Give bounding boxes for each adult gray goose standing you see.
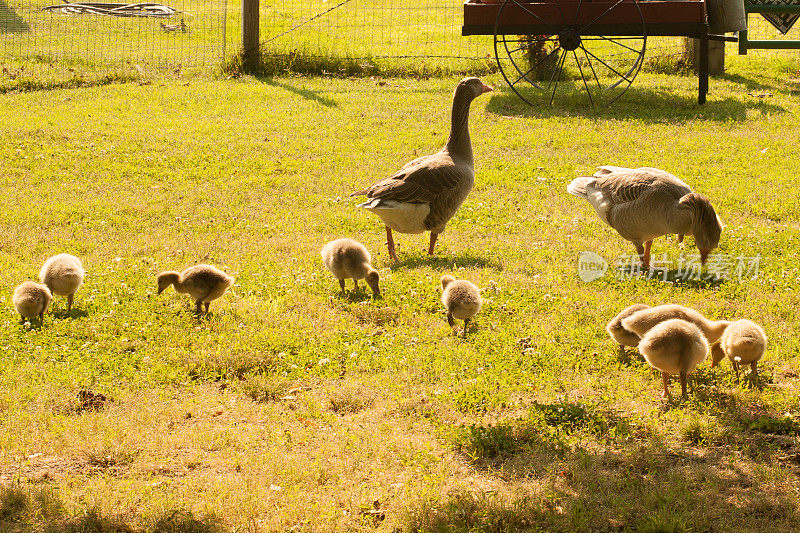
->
[567,166,722,268]
[352,77,492,261]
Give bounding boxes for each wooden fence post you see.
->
[688,38,725,75]
[242,0,259,71]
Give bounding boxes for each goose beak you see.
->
[481,83,493,94]
[157,286,165,295]
[700,249,710,265]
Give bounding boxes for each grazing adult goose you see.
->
[157,264,234,315]
[606,303,651,358]
[621,304,730,345]
[39,253,84,312]
[638,318,709,399]
[352,77,492,261]
[440,275,481,336]
[12,281,52,321]
[710,319,767,385]
[567,166,722,268]
[321,238,380,297]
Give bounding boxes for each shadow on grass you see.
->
[0,0,29,33]
[0,485,225,532]
[612,266,728,289]
[392,252,500,271]
[720,72,800,96]
[404,442,799,531]
[421,404,800,532]
[18,318,46,330]
[335,287,380,303]
[449,401,630,464]
[256,77,338,107]
[485,83,786,122]
[423,392,800,531]
[51,308,89,320]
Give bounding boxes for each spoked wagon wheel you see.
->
[493,0,647,107]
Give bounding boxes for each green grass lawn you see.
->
[1,53,800,531]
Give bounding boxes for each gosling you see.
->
[606,303,651,358]
[621,304,730,345]
[440,275,481,337]
[638,318,709,399]
[157,264,234,315]
[39,253,84,312]
[710,319,767,386]
[12,281,52,321]
[320,238,380,297]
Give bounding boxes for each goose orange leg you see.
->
[428,232,438,255]
[661,371,671,398]
[642,240,653,269]
[386,226,398,262]
[679,371,688,399]
[634,242,645,267]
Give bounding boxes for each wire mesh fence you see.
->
[1,0,799,71]
[252,0,699,73]
[252,0,492,72]
[0,0,228,66]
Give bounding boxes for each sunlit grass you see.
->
[0,53,799,530]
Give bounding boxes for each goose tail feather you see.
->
[357,198,382,209]
[567,177,594,199]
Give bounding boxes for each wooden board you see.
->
[462,0,707,36]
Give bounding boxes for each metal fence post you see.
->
[242,0,260,71]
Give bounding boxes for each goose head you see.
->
[680,193,722,264]
[440,274,455,291]
[710,343,726,368]
[156,271,180,294]
[456,77,493,101]
[365,268,381,297]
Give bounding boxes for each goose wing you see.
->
[353,153,466,205]
[592,166,692,206]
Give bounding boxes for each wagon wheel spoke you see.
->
[549,49,567,104]
[505,0,560,35]
[573,49,595,108]
[578,0,625,34]
[582,45,603,94]
[573,0,584,25]
[582,35,647,54]
[581,45,633,85]
[500,33,560,90]
[510,41,561,88]
[506,35,559,55]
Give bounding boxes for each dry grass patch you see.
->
[328,381,378,414]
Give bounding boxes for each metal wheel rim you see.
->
[493,0,647,108]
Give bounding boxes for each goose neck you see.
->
[704,320,731,344]
[445,91,474,160]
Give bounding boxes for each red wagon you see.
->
[463,0,733,106]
